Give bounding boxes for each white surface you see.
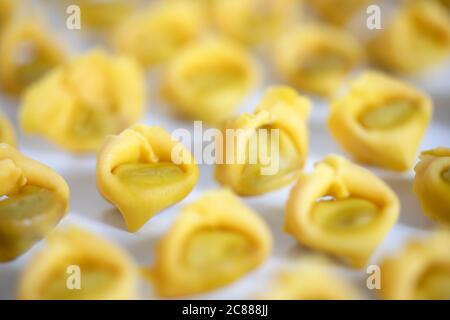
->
[0,2,450,300]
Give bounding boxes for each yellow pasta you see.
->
[413,147,450,224]
[0,143,69,262]
[0,19,65,96]
[380,231,450,300]
[0,110,16,146]
[328,71,433,171]
[20,49,145,153]
[215,86,310,196]
[212,0,297,46]
[274,24,364,97]
[307,0,369,26]
[162,38,259,124]
[113,1,205,68]
[0,0,14,34]
[147,189,272,297]
[285,155,399,268]
[97,124,199,232]
[261,258,360,299]
[18,227,138,300]
[367,0,450,73]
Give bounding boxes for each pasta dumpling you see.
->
[367,0,450,73]
[380,231,450,300]
[285,155,399,268]
[274,24,364,97]
[162,38,259,124]
[0,143,69,262]
[113,1,205,68]
[0,110,15,146]
[20,49,145,153]
[97,124,199,232]
[328,71,433,171]
[413,147,450,224]
[0,20,65,96]
[18,227,138,300]
[215,86,310,196]
[147,189,272,297]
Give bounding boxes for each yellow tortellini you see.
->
[215,86,311,196]
[212,0,298,46]
[379,231,450,300]
[147,189,272,297]
[162,38,259,124]
[97,124,199,232]
[0,143,69,262]
[20,49,145,153]
[367,0,450,74]
[285,155,399,268]
[262,259,360,299]
[413,147,450,224]
[0,20,65,96]
[328,71,433,171]
[307,0,369,26]
[274,24,364,97]
[113,1,205,68]
[18,227,138,300]
[0,110,15,146]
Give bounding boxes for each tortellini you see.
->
[97,124,199,232]
[379,231,450,300]
[285,155,399,268]
[274,24,364,97]
[262,259,360,300]
[413,147,450,224]
[0,20,65,96]
[328,71,433,171]
[215,86,311,196]
[307,0,368,26]
[0,143,69,262]
[0,110,15,146]
[18,227,138,300]
[113,1,205,68]
[367,0,450,73]
[212,0,297,46]
[20,49,145,153]
[162,38,259,124]
[147,190,272,297]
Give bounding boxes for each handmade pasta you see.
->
[97,124,199,232]
[20,49,145,152]
[379,231,450,300]
[285,155,399,268]
[0,110,15,146]
[147,190,272,297]
[215,86,310,196]
[274,24,364,97]
[113,1,205,68]
[0,20,65,96]
[212,0,297,46]
[328,71,433,171]
[413,147,450,224]
[18,227,138,300]
[0,143,69,262]
[162,38,259,124]
[367,0,450,73]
